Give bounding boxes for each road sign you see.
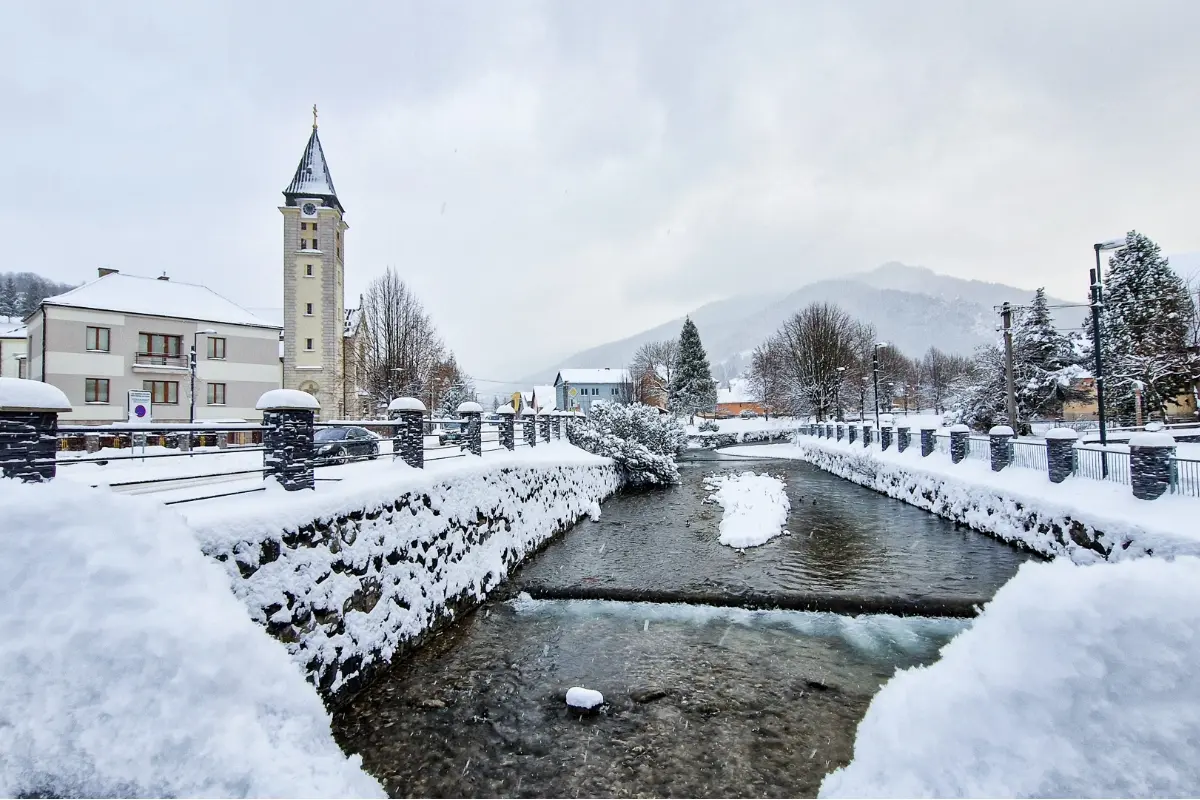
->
[128,390,152,422]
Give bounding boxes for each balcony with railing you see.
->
[132,352,188,370]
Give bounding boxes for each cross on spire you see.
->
[312,104,318,129]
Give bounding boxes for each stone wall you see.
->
[200,461,621,705]
[688,428,796,450]
[792,442,1147,563]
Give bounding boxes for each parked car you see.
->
[436,422,464,446]
[739,409,759,419]
[314,426,380,464]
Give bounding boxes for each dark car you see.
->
[314,426,380,464]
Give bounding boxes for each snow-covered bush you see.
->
[699,418,720,433]
[572,402,686,485]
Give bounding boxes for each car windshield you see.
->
[314,428,348,442]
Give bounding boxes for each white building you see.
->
[554,368,630,414]
[27,270,282,424]
[0,317,28,378]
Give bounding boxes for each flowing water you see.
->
[332,451,1033,797]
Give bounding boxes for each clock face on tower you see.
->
[302,202,317,216]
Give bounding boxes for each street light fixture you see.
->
[872,342,889,433]
[189,328,218,425]
[1091,236,1127,470]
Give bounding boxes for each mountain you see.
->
[523,263,1071,383]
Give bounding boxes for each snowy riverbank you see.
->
[704,471,791,547]
[727,439,1200,562]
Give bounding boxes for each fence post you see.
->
[522,409,536,448]
[0,378,71,482]
[949,424,970,464]
[497,405,516,451]
[848,424,857,445]
[836,423,844,442]
[539,412,551,443]
[880,425,893,451]
[862,423,872,448]
[1045,427,1077,483]
[176,431,191,453]
[920,427,936,457]
[988,425,1014,471]
[257,389,318,491]
[216,431,228,450]
[389,397,427,468]
[897,425,910,453]
[552,411,564,440]
[458,401,483,456]
[1129,430,1175,500]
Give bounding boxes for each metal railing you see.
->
[1012,440,1048,471]
[967,436,989,461]
[133,352,188,368]
[1172,458,1200,498]
[1074,446,1131,485]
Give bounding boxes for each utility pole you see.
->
[1001,302,1018,431]
[872,347,881,432]
[1090,267,1109,477]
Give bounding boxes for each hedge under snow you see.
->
[820,556,1200,798]
[571,401,686,485]
[0,478,383,798]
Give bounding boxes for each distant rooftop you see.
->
[554,368,630,385]
[41,273,281,329]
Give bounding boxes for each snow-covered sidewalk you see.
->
[726,439,1200,562]
[703,471,790,548]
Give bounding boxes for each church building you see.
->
[280,110,365,419]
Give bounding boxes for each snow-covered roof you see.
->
[0,377,70,411]
[0,317,26,338]
[344,307,362,338]
[717,378,754,404]
[245,307,284,328]
[554,368,629,385]
[42,274,280,329]
[283,127,343,212]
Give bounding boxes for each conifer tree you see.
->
[0,277,15,318]
[1012,288,1087,422]
[1096,230,1197,420]
[667,316,718,420]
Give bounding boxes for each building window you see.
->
[301,222,307,231]
[207,383,226,405]
[313,237,319,250]
[85,378,110,403]
[305,264,314,277]
[85,326,110,352]
[304,302,314,316]
[305,338,315,351]
[206,337,226,359]
[143,380,179,404]
[312,223,318,231]
[611,387,620,395]
[299,238,307,249]
[137,333,183,366]
[593,387,600,395]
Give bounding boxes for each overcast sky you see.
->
[6,0,1200,382]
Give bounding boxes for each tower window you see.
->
[305,264,314,276]
[313,237,319,249]
[305,338,315,351]
[301,222,307,231]
[299,238,307,249]
[312,223,317,231]
[305,303,313,316]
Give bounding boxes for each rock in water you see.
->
[566,686,604,712]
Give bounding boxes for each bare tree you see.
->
[921,347,973,414]
[629,339,679,407]
[357,268,447,413]
[771,303,872,421]
[748,337,788,420]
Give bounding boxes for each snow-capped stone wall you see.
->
[786,439,1200,563]
[688,428,797,450]
[194,460,620,704]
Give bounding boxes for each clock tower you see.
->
[280,108,348,419]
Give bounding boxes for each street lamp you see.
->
[1092,236,1127,468]
[835,366,846,421]
[872,342,889,432]
[190,328,218,424]
[860,376,868,422]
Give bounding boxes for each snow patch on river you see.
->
[704,471,790,548]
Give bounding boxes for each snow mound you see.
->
[566,687,604,710]
[257,388,321,410]
[0,377,71,411]
[820,557,1200,798]
[587,500,602,521]
[387,396,427,412]
[0,478,383,799]
[705,471,790,548]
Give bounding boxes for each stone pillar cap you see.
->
[388,397,427,412]
[949,423,971,433]
[1128,431,1176,448]
[1045,427,1080,440]
[257,389,320,411]
[0,377,71,412]
[496,405,516,415]
[457,401,484,414]
[988,425,1015,436]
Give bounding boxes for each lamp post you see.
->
[189,328,217,424]
[872,342,889,432]
[860,376,868,422]
[835,366,846,421]
[1092,236,1127,474]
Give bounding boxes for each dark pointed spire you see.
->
[283,115,343,212]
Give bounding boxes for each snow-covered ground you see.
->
[703,471,790,548]
[730,437,1200,561]
[0,477,383,798]
[820,557,1200,798]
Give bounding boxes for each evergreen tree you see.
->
[0,277,15,318]
[1096,230,1197,421]
[1012,288,1088,424]
[667,316,717,420]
